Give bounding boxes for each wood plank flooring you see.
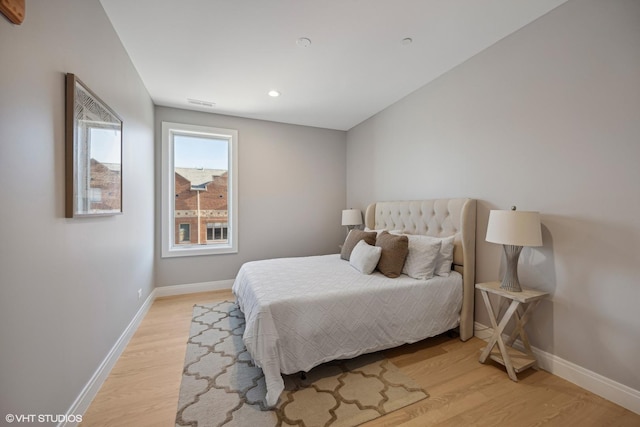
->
[80,291,639,426]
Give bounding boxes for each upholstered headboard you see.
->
[364,198,476,341]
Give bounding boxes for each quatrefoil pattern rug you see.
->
[175,301,428,427]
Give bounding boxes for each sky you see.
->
[90,127,121,163]
[173,134,229,169]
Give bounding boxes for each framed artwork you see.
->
[0,0,25,25]
[65,73,123,218]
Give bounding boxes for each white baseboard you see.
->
[61,279,233,427]
[59,291,156,427]
[474,321,640,415]
[154,279,234,297]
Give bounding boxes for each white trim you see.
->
[154,279,234,297]
[58,296,640,426]
[60,279,234,426]
[474,321,640,415]
[59,291,156,427]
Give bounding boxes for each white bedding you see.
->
[232,253,463,406]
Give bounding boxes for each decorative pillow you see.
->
[349,240,382,274]
[402,235,442,280]
[340,229,377,261]
[435,235,455,277]
[375,231,409,278]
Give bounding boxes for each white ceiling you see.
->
[100,0,567,131]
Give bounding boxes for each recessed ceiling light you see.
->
[268,90,281,97]
[401,37,413,46]
[296,37,311,48]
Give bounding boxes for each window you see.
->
[178,223,191,243]
[161,122,238,257]
[89,188,102,203]
[207,222,228,242]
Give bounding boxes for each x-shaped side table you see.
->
[476,282,548,381]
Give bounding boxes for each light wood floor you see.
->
[81,291,639,427]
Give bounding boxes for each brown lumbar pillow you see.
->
[375,231,409,278]
[341,229,377,261]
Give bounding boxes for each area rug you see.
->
[175,300,429,427]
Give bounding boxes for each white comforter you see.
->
[232,254,463,406]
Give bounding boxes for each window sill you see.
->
[161,244,237,258]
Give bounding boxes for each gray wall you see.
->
[155,107,346,286]
[0,0,155,419]
[347,0,640,391]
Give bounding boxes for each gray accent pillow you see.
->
[375,231,409,278]
[340,229,377,261]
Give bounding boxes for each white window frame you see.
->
[161,122,238,257]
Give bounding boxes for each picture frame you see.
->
[65,73,123,218]
[0,0,25,25]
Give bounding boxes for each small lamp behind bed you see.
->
[486,206,542,292]
[341,209,362,233]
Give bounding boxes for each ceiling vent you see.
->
[187,98,216,107]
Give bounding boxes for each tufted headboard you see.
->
[364,198,476,341]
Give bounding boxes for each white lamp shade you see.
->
[486,210,542,247]
[341,209,362,226]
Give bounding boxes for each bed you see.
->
[232,198,476,406]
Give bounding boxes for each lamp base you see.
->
[500,244,523,292]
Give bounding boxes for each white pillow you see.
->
[435,235,455,277]
[398,234,456,277]
[349,240,382,274]
[402,235,441,280]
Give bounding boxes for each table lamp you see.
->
[341,209,362,233]
[485,206,542,292]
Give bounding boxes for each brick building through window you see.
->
[174,168,228,245]
[89,158,121,211]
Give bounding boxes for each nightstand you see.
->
[476,281,548,381]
